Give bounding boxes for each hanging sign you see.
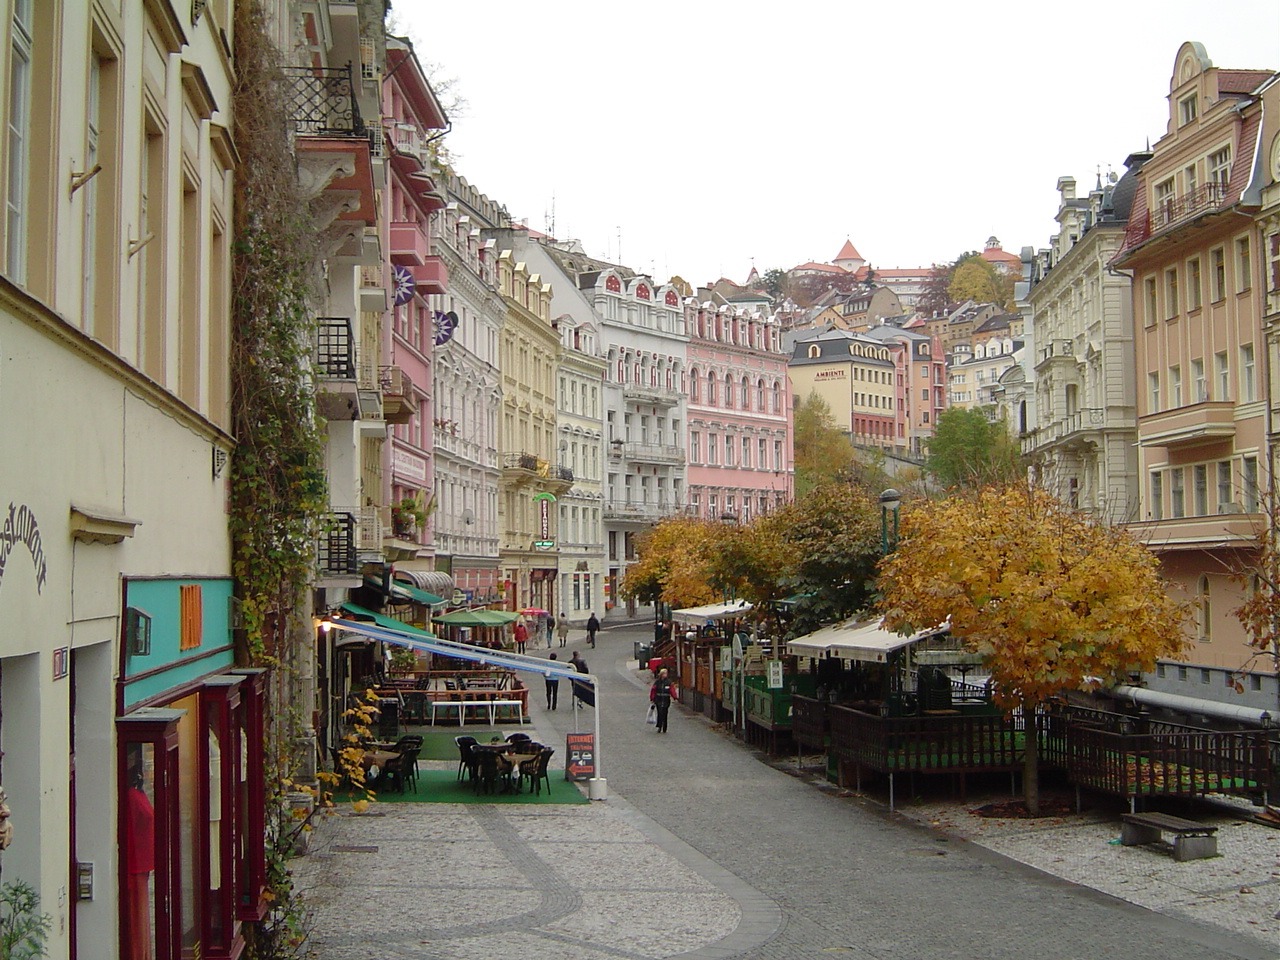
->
[393,264,416,306]
[433,310,458,345]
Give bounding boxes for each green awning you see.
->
[433,608,519,627]
[339,603,435,638]
[775,592,815,607]
[390,580,445,606]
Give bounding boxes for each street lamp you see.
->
[879,488,901,554]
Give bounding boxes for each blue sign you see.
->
[393,264,416,306]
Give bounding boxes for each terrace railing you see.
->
[281,64,366,138]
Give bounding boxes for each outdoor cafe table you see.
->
[471,743,538,793]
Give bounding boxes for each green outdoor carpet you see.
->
[342,768,588,805]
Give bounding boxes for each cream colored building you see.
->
[788,330,897,450]
[496,252,571,615]
[0,1,244,957]
[1024,168,1143,520]
[1116,43,1278,692]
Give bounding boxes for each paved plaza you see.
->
[294,622,1280,959]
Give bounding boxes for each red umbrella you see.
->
[520,607,549,617]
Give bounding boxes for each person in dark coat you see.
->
[650,668,673,733]
[586,612,600,648]
[544,653,560,710]
[569,651,592,707]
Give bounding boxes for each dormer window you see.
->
[1178,93,1198,127]
[807,345,820,359]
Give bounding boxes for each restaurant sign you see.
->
[564,732,594,781]
[392,448,428,486]
[533,492,556,549]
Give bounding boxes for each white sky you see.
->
[396,2,1279,288]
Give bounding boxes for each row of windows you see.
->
[688,432,785,470]
[689,371,785,412]
[1142,237,1251,323]
[689,491,787,522]
[1146,345,1254,410]
[1147,456,1257,521]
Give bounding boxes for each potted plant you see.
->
[391,496,427,538]
[388,646,417,675]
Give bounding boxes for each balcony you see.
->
[1128,511,1257,553]
[316,319,358,420]
[602,499,680,523]
[380,365,417,425]
[359,264,387,312]
[620,442,686,465]
[282,65,365,138]
[1120,182,1230,259]
[356,353,382,426]
[390,220,429,266]
[393,122,423,162]
[355,506,383,559]
[1035,339,1075,370]
[318,512,359,579]
[623,384,682,406]
[1139,401,1236,451]
[414,256,448,296]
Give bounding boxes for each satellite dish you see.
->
[461,508,476,526]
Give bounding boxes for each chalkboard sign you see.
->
[565,732,595,781]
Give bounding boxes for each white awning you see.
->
[786,618,944,664]
[394,569,455,598]
[671,599,753,623]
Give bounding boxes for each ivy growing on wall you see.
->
[230,3,329,957]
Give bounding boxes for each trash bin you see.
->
[633,642,652,662]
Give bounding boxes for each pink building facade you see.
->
[382,39,448,566]
[685,300,793,521]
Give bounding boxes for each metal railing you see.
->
[318,512,358,576]
[282,64,365,138]
[1123,181,1230,250]
[316,319,356,379]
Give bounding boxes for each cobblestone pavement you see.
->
[294,622,1279,959]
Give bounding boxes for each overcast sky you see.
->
[396,2,1279,288]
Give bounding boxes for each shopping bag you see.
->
[645,703,657,725]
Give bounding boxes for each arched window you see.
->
[708,371,718,405]
[772,380,782,412]
[757,379,765,409]
[741,376,750,409]
[689,366,700,401]
[807,345,820,359]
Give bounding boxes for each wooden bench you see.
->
[1120,811,1219,861]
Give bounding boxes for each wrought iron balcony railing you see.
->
[282,64,366,138]
[1123,181,1230,251]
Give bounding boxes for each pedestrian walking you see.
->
[586,611,600,648]
[514,617,528,655]
[544,653,560,710]
[570,650,591,707]
[650,668,673,733]
[556,612,571,648]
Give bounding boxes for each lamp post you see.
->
[879,488,901,555]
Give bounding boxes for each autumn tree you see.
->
[621,516,728,609]
[760,268,788,300]
[925,407,1022,490]
[917,263,953,317]
[879,485,1189,814]
[794,392,856,497]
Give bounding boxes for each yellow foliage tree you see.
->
[878,485,1189,814]
[621,517,725,609]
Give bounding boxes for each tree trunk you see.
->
[1023,700,1040,816]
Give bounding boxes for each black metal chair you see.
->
[382,745,421,794]
[520,747,554,795]
[505,732,532,746]
[454,735,478,781]
[472,748,502,795]
[395,735,424,788]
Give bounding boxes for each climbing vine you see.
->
[230,2,329,957]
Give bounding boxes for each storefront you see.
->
[116,578,267,960]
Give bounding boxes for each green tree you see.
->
[925,407,1022,490]
[772,482,882,636]
[761,268,788,299]
[879,485,1189,814]
[793,393,855,497]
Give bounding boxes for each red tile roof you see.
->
[1218,69,1275,95]
[835,239,863,262]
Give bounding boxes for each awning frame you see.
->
[326,614,605,788]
